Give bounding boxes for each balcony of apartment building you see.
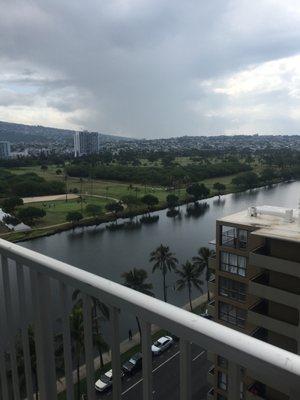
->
[246,381,289,400]
[208,275,216,293]
[207,299,215,316]
[248,300,299,340]
[249,272,300,309]
[251,327,268,343]
[249,246,300,278]
[220,226,248,250]
[0,238,300,400]
[208,255,217,271]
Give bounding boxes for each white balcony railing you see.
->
[0,238,300,400]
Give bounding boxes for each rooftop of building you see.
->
[218,205,300,244]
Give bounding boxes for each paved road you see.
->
[96,342,211,400]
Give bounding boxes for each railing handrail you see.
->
[1,238,300,394]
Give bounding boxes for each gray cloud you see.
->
[1,0,300,137]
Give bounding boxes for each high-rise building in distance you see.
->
[0,141,11,159]
[74,131,100,157]
[207,205,300,400]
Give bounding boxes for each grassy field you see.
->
[7,165,185,203]
[17,196,110,227]
[2,162,263,240]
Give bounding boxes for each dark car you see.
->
[122,352,143,375]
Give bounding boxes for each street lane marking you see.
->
[121,351,180,396]
[121,349,205,396]
[192,350,205,362]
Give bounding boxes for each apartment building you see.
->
[0,141,11,159]
[207,205,300,400]
[74,130,100,157]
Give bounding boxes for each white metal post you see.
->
[141,320,152,400]
[1,256,20,400]
[16,263,34,400]
[83,294,95,400]
[180,339,191,400]
[59,282,74,400]
[30,271,57,400]
[110,306,121,400]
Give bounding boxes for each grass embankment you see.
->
[19,197,109,227]
[1,162,263,242]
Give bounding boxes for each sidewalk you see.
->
[56,293,208,393]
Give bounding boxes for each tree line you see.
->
[65,160,250,186]
[0,170,65,198]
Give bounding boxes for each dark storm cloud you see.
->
[1,0,300,136]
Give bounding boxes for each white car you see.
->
[151,335,174,355]
[95,369,124,392]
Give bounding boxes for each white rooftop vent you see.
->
[248,206,294,223]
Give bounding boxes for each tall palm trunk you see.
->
[76,356,80,400]
[136,316,142,342]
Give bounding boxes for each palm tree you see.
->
[175,260,203,311]
[192,247,215,302]
[150,244,178,302]
[72,290,109,368]
[122,268,154,340]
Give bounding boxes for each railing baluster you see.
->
[16,263,34,400]
[59,282,74,400]
[1,255,20,400]
[30,270,57,400]
[141,320,152,400]
[0,337,9,400]
[290,385,300,400]
[82,294,95,400]
[110,306,121,400]
[180,338,191,400]
[228,361,242,400]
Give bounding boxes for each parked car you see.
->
[151,336,174,355]
[122,352,143,375]
[95,369,124,392]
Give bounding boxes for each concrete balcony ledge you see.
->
[246,383,266,400]
[249,274,300,309]
[249,248,300,278]
[207,366,215,386]
[246,391,266,400]
[208,256,217,271]
[207,387,214,400]
[248,303,299,340]
[208,277,216,293]
[207,300,215,317]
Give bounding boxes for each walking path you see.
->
[22,194,79,203]
[56,293,208,393]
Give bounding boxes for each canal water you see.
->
[20,181,300,339]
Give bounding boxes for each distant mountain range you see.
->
[0,121,131,143]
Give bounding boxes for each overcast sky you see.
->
[1,0,300,138]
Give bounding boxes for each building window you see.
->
[217,355,228,369]
[220,252,247,277]
[219,302,247,327]
[219,277,247,302]
[221,226,248,249]
[218,371,228,391]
